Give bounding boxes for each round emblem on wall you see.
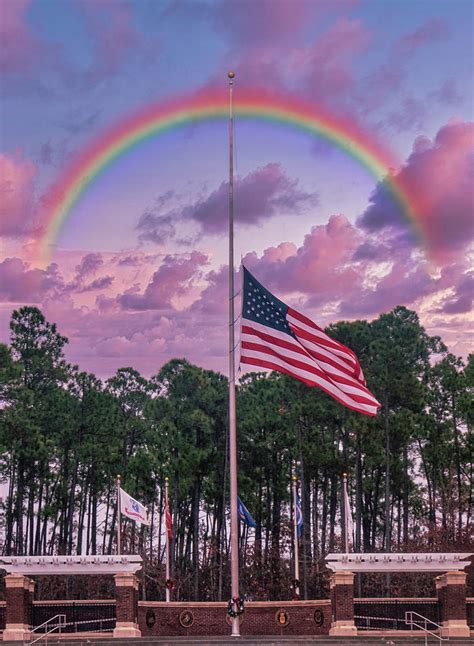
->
[275,608,289,627]
[145,609,156,628]
[179,610,195,628]
[313,608,325,627]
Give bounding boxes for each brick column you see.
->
[113,572,141,638]
[436,571,469,638]
[329,571,357,636]
[3,574,34,641]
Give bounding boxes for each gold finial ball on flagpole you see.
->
[292,475,297,482]
[228,71,235,79]
[165,477,169,482]
[342,472,347,478]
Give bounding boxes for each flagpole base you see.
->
[231,616,240,636]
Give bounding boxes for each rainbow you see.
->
[38,88,422,264]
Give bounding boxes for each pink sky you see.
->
[1,0,472,378]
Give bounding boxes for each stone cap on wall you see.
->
[0,555,142,575]
[326,552,473,572]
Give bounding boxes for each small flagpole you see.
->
[165,477,171,603]
[227,69,240,638]
[292,475,300,600]
[343,473,349,554]
[116,474,122,555]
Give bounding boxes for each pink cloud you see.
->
[0,153,38,237]
[244,215,362,306]
[119,252,208,311]
[137,163,317,243]
[339,261,438,316]
[358,121,474,262]
[434,272,473,314]
[294,17,370,102]
[75,253,104,279]
[0,257,64,302]
[1,221,471,380]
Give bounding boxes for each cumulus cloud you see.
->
[79,275,114,292]
[75,253,104,279]
[339,262,439,317]
[119,251,208,311]
[243,214,362,306]
[434,272,473,314]
[0,257,64,302]
[358,121,474,262]
[137,163,318,244]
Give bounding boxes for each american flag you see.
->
[240,267,380,416]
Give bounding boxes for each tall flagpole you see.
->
[165,477,171,603]
[227,70,240,638]
[291,475,300,600]
[116,474,122,555]
[343,473,349,554]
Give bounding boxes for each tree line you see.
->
[0,306,472,600]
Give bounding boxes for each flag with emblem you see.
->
[165,488,173,539]
[120,487,150,526]
[240,267,380,416]
[296,494,303,538]
[237,496,256,528]
[344,483,354,545]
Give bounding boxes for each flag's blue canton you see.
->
[242,267,294,336]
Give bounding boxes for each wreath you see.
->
[165,578,175,590]
[227,596,245,617]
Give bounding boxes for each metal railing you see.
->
[25,614,66,645]
[31,601,116,633]
[354,598,440,629]
[405,610,448,645]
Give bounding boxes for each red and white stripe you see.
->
[240,308,380,417]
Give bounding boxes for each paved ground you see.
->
[5,635,474,646]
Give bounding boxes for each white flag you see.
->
[120,487,150,526]
[344,485,354,545]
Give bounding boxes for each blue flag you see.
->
[296,494,303,538]
[237,496,256,528]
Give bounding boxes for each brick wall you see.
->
[331,584,353,622]
[5,584,31,625]
[438,584,467,622]
[138,601,331,637]
[115,585,138,624]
